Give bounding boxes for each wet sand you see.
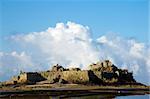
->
[0,87,149,99]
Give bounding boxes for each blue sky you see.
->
[1,0,148,42]
[0,0,149,84]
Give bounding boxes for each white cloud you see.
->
[0,51,34,81]
[0,21,149,84]
[97,36,108,44]
[10,21,99,69]
[96,34,150,84]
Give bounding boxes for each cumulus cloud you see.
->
[97,34,149,73]
[96,33,150,84]
[0,51,34,81]
[11,22,99,69]
[0,21,149,84]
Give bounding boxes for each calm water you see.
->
[116,95,150,99]
[0,94,149,99]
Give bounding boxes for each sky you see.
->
[0,0,149,84]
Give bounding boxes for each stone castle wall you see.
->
[62,70,89,84]
[18,73,27,83]
[8,60,136,85]
[12,72,46,84]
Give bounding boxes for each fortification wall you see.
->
[47,71,62,83]
[18,73,27,83]
[26,73,46,83]
[90,60,112,70]
[40,71,50,79]
[62,70,89,84]
[93,71,102,79]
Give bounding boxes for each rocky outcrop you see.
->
[4,60,137,86]
[90,60,136,84]
[44,60,136,85]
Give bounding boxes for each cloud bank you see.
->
[0,22,149,84]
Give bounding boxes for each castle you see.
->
[5,60,136,85]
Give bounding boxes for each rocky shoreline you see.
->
[0,60,150,98]
[0,84,150,99]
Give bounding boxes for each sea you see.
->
[116,95,150,99]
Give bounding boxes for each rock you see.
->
[58,79,68,84]
[51,64,64,72]
[6,60,137,85]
